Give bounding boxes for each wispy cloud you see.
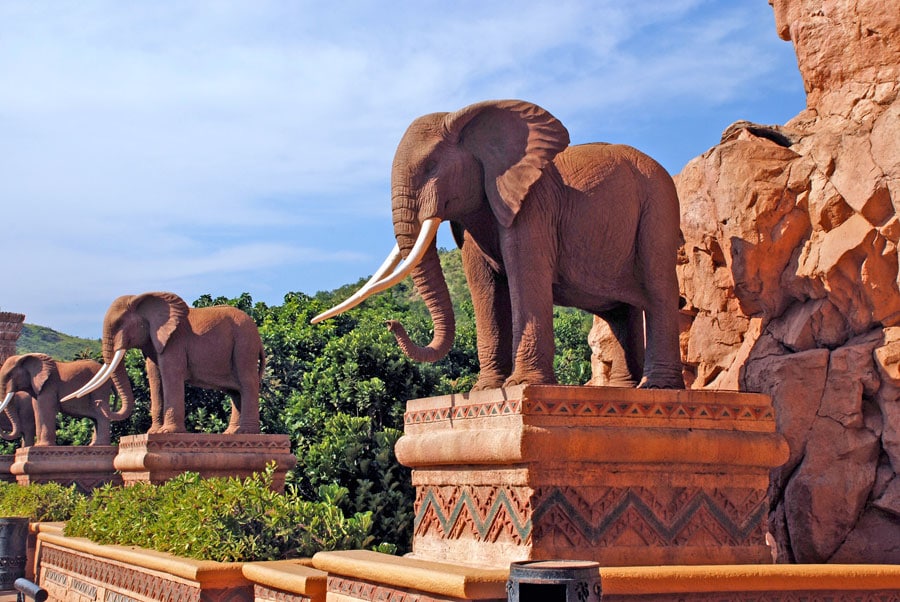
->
[0,0,804,336]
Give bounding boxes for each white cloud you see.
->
[0,0,804,337]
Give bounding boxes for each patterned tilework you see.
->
[404,398,774,425]
[38,543,253,602]
[532,486,767,548]
[327,575,505,602]
[405,399,522,425]
[253,585,315,602]
[414,485,533,544]
[414,485,767,550]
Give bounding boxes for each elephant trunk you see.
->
[386,221,455,363]
[106,359,135,421]
[0,384,21,441]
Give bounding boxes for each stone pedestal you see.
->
[114,433,297,491]
[396,385,789,568]
[0,454,14,483]
[11,446,120,493]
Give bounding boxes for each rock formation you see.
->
[590,0,900,562]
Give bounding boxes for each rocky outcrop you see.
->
[590,0,900,562]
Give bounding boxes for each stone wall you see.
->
[591,0,900,562]
[0,311,25,366]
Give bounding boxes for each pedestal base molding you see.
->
[115,433,297,491]
[397,385,789,568]
[11,445,120,493]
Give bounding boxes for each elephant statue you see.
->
[65,291,265,434]
[0,353,134,446]
[0,392,36,447]
[314,99,684,390]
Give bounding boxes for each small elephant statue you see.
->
[0,353,134,446]
[0,392,36,447]
[66,291,265,434]
[314,99,685,390]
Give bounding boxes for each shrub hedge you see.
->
[64,466,376,562]
[0,481,84,522]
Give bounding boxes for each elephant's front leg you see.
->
[34,395,57,446]
[501,230,557,387]
[463,240,513,390]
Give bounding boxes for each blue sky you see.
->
[0,1,806,339]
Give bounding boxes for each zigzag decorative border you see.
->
[532,487,767,547]
[413,485,766,549]
[414,486,533,543]
[405,399,774,425]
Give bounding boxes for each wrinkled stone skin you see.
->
[590,0,900,562]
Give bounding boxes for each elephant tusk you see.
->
[65,357,116,399]
[0,392,13,414]
[311,244,402,324]
[61,349,126,402]
[311,218,441,323]
[366,217,441,294]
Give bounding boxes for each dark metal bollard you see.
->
[13,578,47,602]
[507,560,602,602]
[0,518,29,592]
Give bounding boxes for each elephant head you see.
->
[313,99,569,362]
[62,292,183,404]
[0,355,43,441]
[4,353,133,427]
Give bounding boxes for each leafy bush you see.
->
[0,481,84,521]
[63,466,374,562]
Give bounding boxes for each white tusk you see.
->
[311,244,402,324]
[61,349,126,402]
[72,357,115,394]
[311,218,441,324]
[365,217,441,294]
[0,392,14,414]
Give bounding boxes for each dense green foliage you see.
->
[0,481,84,521]
[11,248,595,552]
[15,324,100,360]
[64,467,374,562]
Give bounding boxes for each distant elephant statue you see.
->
[66,292,265,434]
[314,99,684,390]
[0,392,36,447]
[0,353,133,446]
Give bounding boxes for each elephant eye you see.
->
[424,160,438,175]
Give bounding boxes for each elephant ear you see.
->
[444,99,570,228]
[23,354,56,395]
[131,292,190,354]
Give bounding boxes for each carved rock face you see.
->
[590,0,900,562]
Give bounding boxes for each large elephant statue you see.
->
[0,392,36,447]
[0,353,133,446]
[66,291,265,434]
[314,99,684,390]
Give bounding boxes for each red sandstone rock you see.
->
[590,0,900,562]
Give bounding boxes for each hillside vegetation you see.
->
[15,324,101,360]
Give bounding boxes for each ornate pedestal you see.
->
[11,446,120,493]
[396,385,789,568]
[114,433,297,491]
